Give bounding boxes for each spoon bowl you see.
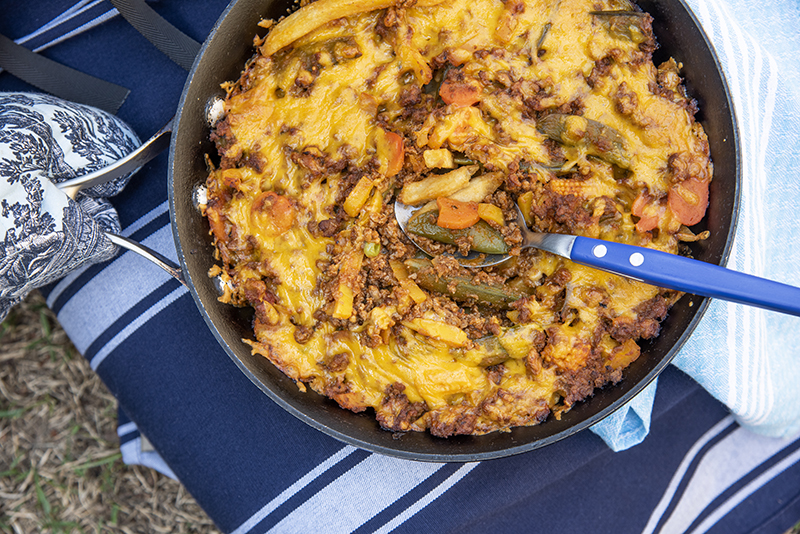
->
[394,199,574,268]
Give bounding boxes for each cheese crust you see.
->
[204,0,712,437]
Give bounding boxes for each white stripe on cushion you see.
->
[373,463,479,534]
[265,455,443,534]
[58,224,177,354]
[231,446,358,534]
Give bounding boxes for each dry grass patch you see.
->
[0,292,220,533]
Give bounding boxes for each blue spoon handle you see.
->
[569,236,800,317]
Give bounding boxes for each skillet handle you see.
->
[58,119,174,199]
[570,236,800,317]
[104,232,186,287]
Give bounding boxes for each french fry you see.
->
[423,148,455,169]
[495,2,522,44]
[477,203,505,227]
[394,9,432,84]
[343,176,374,217]
[447,171,504,203]
[331,249,363,319]
[262,0,393,56]
[389,259,408,279]
[402,318,469,347]
[332,284,355,320]
[402,280,428,304]
[262,0,447,57]
[389,259,427,304]
[399,165,476,205]
[517,190,534,226]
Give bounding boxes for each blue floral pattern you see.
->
[0,92,140,320]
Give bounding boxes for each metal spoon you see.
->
[395,199,800,317]
[55,119,186,286]
[57,119,173,200]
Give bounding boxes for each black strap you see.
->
[109,0,201,71]
[0,32,130,115]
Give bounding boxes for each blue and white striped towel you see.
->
[592,0,800,451]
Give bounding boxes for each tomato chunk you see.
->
[632,191,662,232]
[439,79,481,107]
[377,129,404,177]
[668,176,709,226]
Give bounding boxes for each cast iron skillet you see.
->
[168,0,741,461]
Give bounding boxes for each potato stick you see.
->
[448,171,503,203]
[262,0,394,56]
[399,165,476,205]
[262,0,447,57]
[394,8,432,84]
[423,148,455,169]
[343,176,374,217]
[477,203,505,226]
[402,318,469,347]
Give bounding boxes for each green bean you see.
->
[452,153,476,166]
[536,22,551,53]
[589,11,650,44]
[404,258,525,308]
[536,113,631,169]
[460,336,510,367]
[406,210,509,255]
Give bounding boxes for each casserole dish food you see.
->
[169,0,739,460]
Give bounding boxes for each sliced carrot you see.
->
[439,78,481,107]
[631,191,649,218]
[635,210,662,233]
[206,207,228,243]
[631,191,661,232]
[436,197,480,229]
[252,191,295,235]
[668,176,709,226]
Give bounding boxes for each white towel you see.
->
[592,0,800,451]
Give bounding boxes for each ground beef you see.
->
[486,364,505,385]
[559,361,622,406]
[532,189,594,234]
[614,82,639,116]
[479,389,550,428]
[610,293,671,342]
[291,145,331,177]
[586,56,614,88]
[324,352,349,373]
[293,324,314,344]
[427,406,479,437]
[376,383,428,432]
[667,152,695,184]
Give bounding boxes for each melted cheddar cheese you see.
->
[204,0,711,436]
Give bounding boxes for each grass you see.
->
[0,292,221,533]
